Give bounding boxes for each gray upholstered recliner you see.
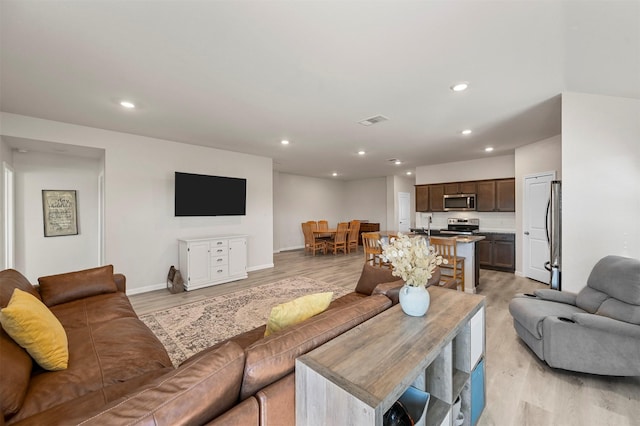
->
[509,255,640,376]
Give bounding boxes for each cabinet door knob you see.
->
[524,231,530,235]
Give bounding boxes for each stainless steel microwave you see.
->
[443,193,476,211]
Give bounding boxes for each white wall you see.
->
[0,137,13,269]
[1,113,274,293]
[14,151,101,282]
[344,177,387,230]
[274,172,345,251]
[273,173,389,251]
[415,154,515,184]
[514,135,562,275]
[561,93,640,293]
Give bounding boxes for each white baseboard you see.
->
[247,263,274,272]
[278,245,304,252]
[514,270,525,277]
[127,282,166,296]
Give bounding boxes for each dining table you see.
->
[312,229,336,238]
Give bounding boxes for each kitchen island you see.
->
[452,235,485,293]
[387,232,485,293]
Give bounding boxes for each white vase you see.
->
[399,284,430,316]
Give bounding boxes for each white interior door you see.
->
[524,172,555,283]
[398,192,410,233]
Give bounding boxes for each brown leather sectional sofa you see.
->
[1,264,408,425]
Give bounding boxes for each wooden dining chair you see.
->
[429,236,465,291]
[327,222,349,255]
[316,219,332,240]
[302,222,326,256]
[362,232,384,267]
[347,220,360,253]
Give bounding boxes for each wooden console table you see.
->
[296,287,486,426]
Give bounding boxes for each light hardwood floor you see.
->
[129,249,640,426]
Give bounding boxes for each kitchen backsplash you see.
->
[415,211,516,233]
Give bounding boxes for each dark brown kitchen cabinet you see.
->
[429,184,445,211]
[476,181,496,211]
[496,179,515,211]
[477,178,515,212]
[477,233,515,272]
[444,181,477,195]
[415,185,429,212]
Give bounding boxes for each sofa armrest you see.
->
[372,280,404,305]
[534,289,577,305]
[255,374,294,426]
[206,397,259,426]
[571,313,640,338]
[113,273,126,293]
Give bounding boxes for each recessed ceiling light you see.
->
[120,100,136,109]
[358,150,366,155]
[394,160,402,165]
[406,171,413,176]
[485,147,494,152]
[332,172,338,177]
[281,140,289,145]
[451,82,469,92]
[461,129,472,135]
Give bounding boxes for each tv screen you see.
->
[175,172,246,216]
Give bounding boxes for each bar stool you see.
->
[429,237,465,291]
[362,232,384,267]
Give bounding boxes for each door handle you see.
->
[524,231,530,235]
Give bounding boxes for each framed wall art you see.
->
[42,190,78,237]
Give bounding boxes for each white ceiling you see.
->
[1,1,638,180]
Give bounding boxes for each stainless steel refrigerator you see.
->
[545,180,561,290]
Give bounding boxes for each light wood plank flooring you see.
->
[130,249,640,425]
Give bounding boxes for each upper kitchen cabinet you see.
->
[496,179,515,211]
[477,178,515,212]
[416,185,429,212]
[444,181,477,195]
[429,184,445,211]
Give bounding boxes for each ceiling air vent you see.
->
[358,115,389,126]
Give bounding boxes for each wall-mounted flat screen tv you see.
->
[175,172,246,216]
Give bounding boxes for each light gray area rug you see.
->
[140,276,351,366]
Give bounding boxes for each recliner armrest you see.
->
[571,313,640,338]
[534,289,577,306]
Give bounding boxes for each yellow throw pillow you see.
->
[0,289,69,371]
[264,292,334,337]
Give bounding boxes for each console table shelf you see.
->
[296,286,485,426]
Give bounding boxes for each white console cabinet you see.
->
[178,235,248,291]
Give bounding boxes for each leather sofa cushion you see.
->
[240,294,392,400]
[38,265,118,307]
[14,315,172,423]
[70,341,246,426]
[6,367,172,426]
[49,292,138,330]
[1,328,32,418]
[354,264,396,295]
[1,269,39,418]
[1,269,41,307]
